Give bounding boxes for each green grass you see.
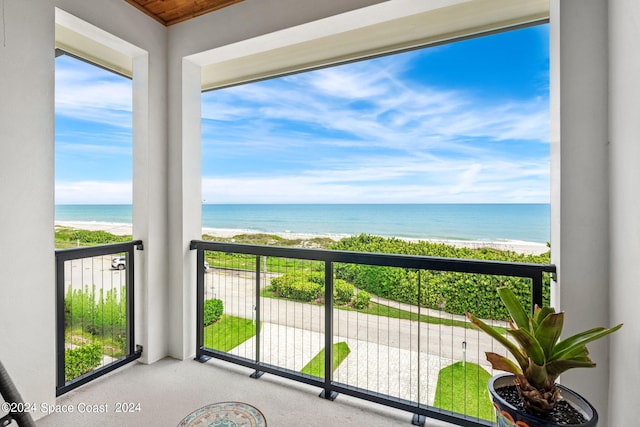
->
[433,361,495,422]
[301,342,351,378]
[203,315,257,352]
[55,226,132,249]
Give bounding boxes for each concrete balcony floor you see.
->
[39,357,458,426]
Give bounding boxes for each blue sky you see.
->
[56,24,549,204]
[55,55,133,204]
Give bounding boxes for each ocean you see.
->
[55,204,550,244]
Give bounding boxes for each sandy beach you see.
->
[55,221,549,255]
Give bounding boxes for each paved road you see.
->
[62,255,127,300]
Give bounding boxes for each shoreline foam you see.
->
[55,221,549,255]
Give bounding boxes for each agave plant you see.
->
[466,287,622,416]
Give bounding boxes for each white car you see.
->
[111,256,126,270]
[111,257,208,271]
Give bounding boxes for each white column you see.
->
[0,2,56,417]
[608,0,640,425]
[550,0,610,421]
[167,58,202,359]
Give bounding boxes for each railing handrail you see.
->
[55,240,143,261]
[190,239,556,278]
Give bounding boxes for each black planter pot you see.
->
[489,374,598,427]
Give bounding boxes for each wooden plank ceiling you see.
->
[123,0,244,26]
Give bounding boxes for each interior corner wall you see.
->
[0,0,167,418]
[608,0,640,425]
[0,1,57,417]
[549,0,610,421]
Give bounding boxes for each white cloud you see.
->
[55,58,132,129]
[199,43,550,204]
[202,152,549,204]
[202,62,549,156]
[56,181,132,204]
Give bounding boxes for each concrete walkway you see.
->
[230,322,454,406]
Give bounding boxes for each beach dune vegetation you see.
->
[55,226,131,248]
[331,234,551,320]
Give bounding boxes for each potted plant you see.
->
[466,287,622,426]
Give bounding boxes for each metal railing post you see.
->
[251,255,264,379]
[195,247,208,362]
[320,261,337,400]
[55,255,66,391]
[412,269,425,426]
[531,271,544,313]
[126,245,134,355]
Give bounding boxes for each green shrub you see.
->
[65,343,103,381]
[331,234,551,320]
[352,290,371,309]
[65,285,127,344]
[287,280,323,302]
[271,273,323,302]
[204,298,224,325]
[333,279,354,305]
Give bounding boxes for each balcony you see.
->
[25,240,554,427]
[39,357,456,427]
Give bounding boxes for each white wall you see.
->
[608,0,640,425]
[0,0,167,418]
[550,0,611,422]
[0,1,56,414]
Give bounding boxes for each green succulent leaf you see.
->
[552,324,623,361]
[546,358,596,382]
[507,327,546,366]
[497,287,530,331]
[533,306,556,329]
[535,312,564,359]
[469,287,622,400]
[466,312,528,369]
[558,344,590,361]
